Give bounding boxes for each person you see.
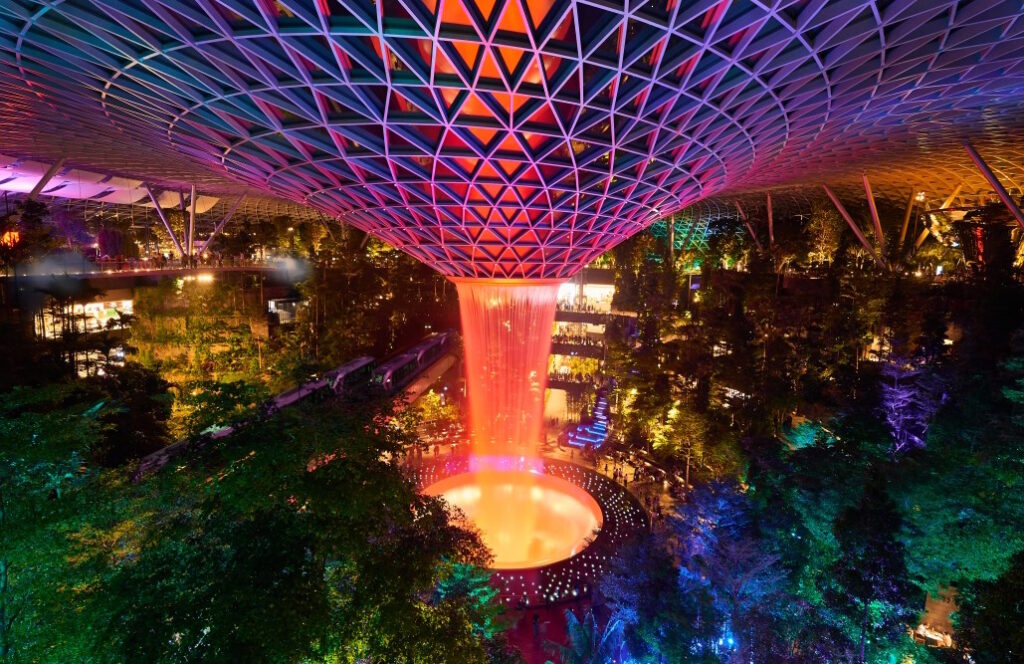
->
[569,448,574,461]
[532,613,539,639]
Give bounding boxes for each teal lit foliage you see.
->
[433,562,506,640]
[822,474,919,662]
[544,609,627,664]
[785,421,833,450]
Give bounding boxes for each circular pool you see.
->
[424,470,603,569]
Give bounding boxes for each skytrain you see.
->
[134,331,458,480]
[266,331,456,415]
[371,331,456,394]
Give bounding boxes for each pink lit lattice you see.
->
[2,1,1024,276]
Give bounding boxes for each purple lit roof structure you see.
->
[2,1,1024,277]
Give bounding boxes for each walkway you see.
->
[541,441,676,525]
[5,261,275,281]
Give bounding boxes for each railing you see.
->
[546,373,602,392]
[554,307,637,323]
[555,302,609,314]
[8,256,273,278]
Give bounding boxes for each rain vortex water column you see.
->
[454,279,560,458]
[450,278,561,565]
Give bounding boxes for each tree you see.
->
[822,473,918,663]
[0,383,104,660]
[79,363,172,466]
[0,201,52,276]
[877,361,945,455]
[544,609,627,664]
[954,548,1024,662]
[171,379,267,439]
[87,399,506,663]
[600,533,718,662]
[102,505,330,663]
[671,481,789,663]
[805,201,842,266]
[896,329,1024,589]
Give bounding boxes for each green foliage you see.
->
[79,363,173,466]
[171,379,267,439]
[0,383,107,660]
[822,474,920,661]
[0,383,512,662]
[103,505,330,662]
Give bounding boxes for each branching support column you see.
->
[823,184,886,270]
[144,184,186,258]
[27,158,66,201]
[734,200,764,252]
[199,195,245,256]
[964,142,1024,231]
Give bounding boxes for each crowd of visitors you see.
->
[551,332,603,347]
[94,252,258,271]
[555,299,608,314]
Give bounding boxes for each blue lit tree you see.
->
[544,608,627,664]
[671,481,789,663]
[599,532,718,662]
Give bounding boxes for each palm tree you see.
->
[544,609,626,664]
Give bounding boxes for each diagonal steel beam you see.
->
[187,183,197,257]
[177,190,191,254]
[734,200,764,252]
[940,182,963,211]
[27,157,66,201]
[862,174,886,258]
[678,215,699,253]
[144,183,186,257]
[914,226,931,251]
[963,142,1024,231]
[317,211,336,242]
[898,190,916,251]
[199,195,245,256]
[823,184,885,269]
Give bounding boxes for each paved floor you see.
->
[409,426,681,663]
[540,440,678,520]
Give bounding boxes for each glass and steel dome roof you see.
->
[2,1,1023,277]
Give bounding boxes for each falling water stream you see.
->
[425,279,603,569]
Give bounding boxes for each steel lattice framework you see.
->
[2,1,1024,277]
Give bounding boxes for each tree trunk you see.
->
[859,603,867,663]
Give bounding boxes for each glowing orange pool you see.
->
[425,471,603,570]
